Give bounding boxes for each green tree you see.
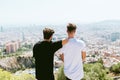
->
[110,62,120,74]
[56,65,66,80]
[97,58,104,65]
[56,63,113,80]
[0,69,35,80]
[82,63,112,80]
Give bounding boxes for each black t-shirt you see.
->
[33,40,62,80]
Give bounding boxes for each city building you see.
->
[5,40,20,54]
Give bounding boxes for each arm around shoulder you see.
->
[62,38,68,45]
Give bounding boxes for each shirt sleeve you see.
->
[80,40,86,50]
[52,40,62,53]
[33,43,38,57]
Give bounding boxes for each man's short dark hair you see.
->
[67,23,77,32]
[43,28,54,39]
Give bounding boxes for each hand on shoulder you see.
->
[62,38,69,45]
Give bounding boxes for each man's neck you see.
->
[44,39,51,42]
[68,33,75,39]
[68,36,74,39]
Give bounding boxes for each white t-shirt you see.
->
[60,38,86,80]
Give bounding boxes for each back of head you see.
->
[43,28,54,39]
[67,23,77,32]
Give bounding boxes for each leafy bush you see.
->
[13,73,35,80]
[56,63,113,80]
[0,68,35,80]
[110,62,120,74]
[97,58,104,65]
[56,65,66,80]
[0,69,11,80]
[82,63,113,80]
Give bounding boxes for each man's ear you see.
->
[67,30,70,34]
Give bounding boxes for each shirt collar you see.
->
[69,38,76,41]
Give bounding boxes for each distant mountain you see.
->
[1,20,120,32]
[79,20,120,32]
[95,20,120,24]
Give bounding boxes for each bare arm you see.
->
[82,51,86,62]
[60,54,64,62]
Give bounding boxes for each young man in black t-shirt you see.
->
[33,28,68,80]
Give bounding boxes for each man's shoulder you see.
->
[35,41,42,45]
[77,39,84,43]
[77,39,86,48]
[52,40,62,44]
[33,41,42,48]
[75,39,85,46]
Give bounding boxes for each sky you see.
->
[0,0,120,25]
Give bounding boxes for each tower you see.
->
[22,32,25,41]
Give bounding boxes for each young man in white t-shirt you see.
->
[59,23,86,80]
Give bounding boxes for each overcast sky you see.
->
[0,0,120,25]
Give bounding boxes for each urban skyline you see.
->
[0,20,120,79]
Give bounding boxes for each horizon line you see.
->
[0,19,120,26]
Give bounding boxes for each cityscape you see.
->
[0,20,120,80]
